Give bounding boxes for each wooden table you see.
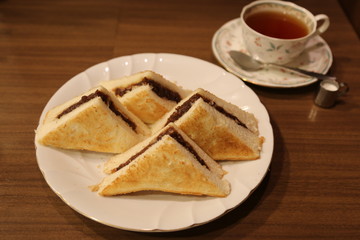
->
[1,0,359,239]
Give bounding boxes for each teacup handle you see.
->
[314,14,330,35]
[338,82,349,96]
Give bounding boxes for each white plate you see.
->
[212,18,333,88]
[35,53,274,232]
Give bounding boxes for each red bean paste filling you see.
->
[56,90,137,132]
[114,77,182,103]
[115,127,209,171]
[165,93,248,129]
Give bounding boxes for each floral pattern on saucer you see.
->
[212,18,333,88]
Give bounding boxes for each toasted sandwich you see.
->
[95,123,230,197]
[36,86,151,153]
[100,70,190,124]
[152,88,264,160]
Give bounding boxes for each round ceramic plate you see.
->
[35,53,274,232]
[212,18,333,88]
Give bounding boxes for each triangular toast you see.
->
[100,70,190,124]
[152,88,264,160]
[36,86,150,153]
[96,123,230,197]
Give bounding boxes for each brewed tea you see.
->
[245,11,309,39]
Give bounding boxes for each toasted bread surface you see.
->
[98,135,230,197]
[101,71,190,124]
[152,88,263,160]
[37,98,144,153]
[176,99,262,160]
[36,86,150,153]
[120,86,178,124]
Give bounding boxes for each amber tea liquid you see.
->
[245,11,310,39]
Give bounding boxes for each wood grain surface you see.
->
[1,0,359,239]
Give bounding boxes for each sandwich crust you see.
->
[177,99,262,160]
[120,85,176,124]
[152,88,263,160]
[97,123,230,197]
[36,86,150,153]
[101,71,190,124]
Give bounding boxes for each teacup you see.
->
[240,0,330,65]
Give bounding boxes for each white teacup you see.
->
[240,0,330,65]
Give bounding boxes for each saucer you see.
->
[212,18,333,88]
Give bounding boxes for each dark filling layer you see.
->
[165,93,248,129]
[114,77,182,103]
[56,90,137,132]
[115,127,209,171]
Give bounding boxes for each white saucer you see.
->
[212,18,333,88]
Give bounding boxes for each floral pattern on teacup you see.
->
[266,42,283,51]
[254,37,262,47]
